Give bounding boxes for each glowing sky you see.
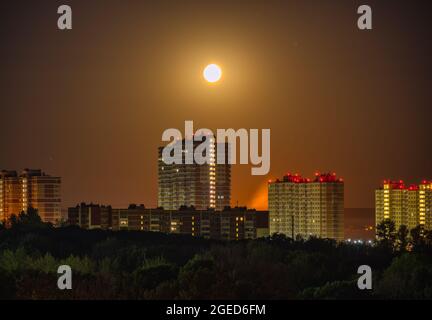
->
[1,0,431,210]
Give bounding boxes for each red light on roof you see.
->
[399,180,403,184]
[332,172,336,176]
[422,180,427,184]
[268,180,272,183]
[275,172,341,184]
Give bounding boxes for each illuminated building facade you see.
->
[69,205,268,240]
[158,139,230,210]
[0,170,21,222]
[268,173,344,241]
[111,206,269,240]
[375,180,432,231]
[0,169,61,225]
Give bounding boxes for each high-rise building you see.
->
[158,139,231,210]
[0,170,21,221]
[268,173,344,241]
[375,180,432,231]
[0,169,61,225]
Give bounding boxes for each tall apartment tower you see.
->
[0,169,61,225]
[158,138,231,210]
[375,180,432,231]
[0,170,21,221]
[268,173,344,241]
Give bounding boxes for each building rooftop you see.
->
[269,172,343,184]
[380,180,432,190]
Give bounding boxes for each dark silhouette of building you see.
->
[68,204,268,240]
[68,203,112,229]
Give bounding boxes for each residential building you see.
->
[158,139,231,210]
[268,172,344,241]
[68,203,112,229]
[69,204,269,240]
[375,180,432,231]
[0,169,61,224]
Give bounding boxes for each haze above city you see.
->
[1,0,431,210]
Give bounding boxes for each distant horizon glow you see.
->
[1,0,431,217]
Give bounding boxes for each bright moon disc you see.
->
[203,64,222,83]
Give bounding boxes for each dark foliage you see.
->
[1,212,432,299]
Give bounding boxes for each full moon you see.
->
[203,64,222,83]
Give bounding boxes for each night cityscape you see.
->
[1,0,432,310]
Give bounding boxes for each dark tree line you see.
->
[375,219,432,253]
[1,210,432,299]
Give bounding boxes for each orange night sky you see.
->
[1,0,431,211]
